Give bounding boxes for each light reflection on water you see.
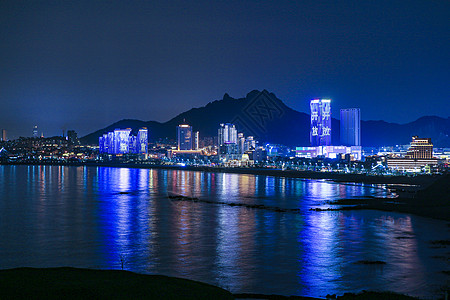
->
[0,165,448,299]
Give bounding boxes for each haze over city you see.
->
[1,1,449,138]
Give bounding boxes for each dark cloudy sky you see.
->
[1,0,449,138]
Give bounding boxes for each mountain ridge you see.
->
[81,90,450,147]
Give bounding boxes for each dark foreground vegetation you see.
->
[0,267,233,299]
[0,267,435,300]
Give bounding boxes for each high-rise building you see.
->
[194,131,199,150]
[32,125,38,138]
[340,108,361,146]
[113,129,132,154]
[310,99,331,146]
[107,132,114,154]
[218,123,237,145]
[67,130,79,145]
[244,136,256,152]
[238,133,245,154]
[177,124,193,150]
[99,127,147,155]
[137,128,148,154]
[218,123,238,157]
[1,129,6,142]
[405,136,433,159]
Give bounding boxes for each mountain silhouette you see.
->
[81,90,450,147]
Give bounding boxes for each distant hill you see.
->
[80,90,450,147]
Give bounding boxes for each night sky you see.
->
[1,0,449,139]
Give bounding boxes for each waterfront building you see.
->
[113,129,132,154]
[218,123,239,159]
[295,145,361,160]
[387,136,438,171]
[99,127,148,155]
[310,99,331,146]
[340,108,361,146]
[177,124,193,150]
[137,128,148,154]
[218,123,237,145]
[405,136,433,159]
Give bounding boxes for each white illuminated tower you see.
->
[113,128,132,154]
[137,128,148,154]
[218,123,237,146]
[340,108,360,146]
[194,131,199,150]
[218,123,238,156]
[310,99,331,146]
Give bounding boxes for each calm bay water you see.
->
[0,165,448,298]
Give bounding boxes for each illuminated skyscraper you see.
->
[113,128,132,154]
[194,131,199,150]
[32,125,38,138]
[137,128,148,154]
[238,133,245,154]
[177,124,193,150]
[218,123,237,145]
[99,127,147,155]
[310,99,331,146]
[218,123,238,156]
[1,129,6,142]
[340,108,360,146]
[107,132,114,154]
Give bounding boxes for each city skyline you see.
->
[1,1,449,139]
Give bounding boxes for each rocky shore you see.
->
[313,174,450,221]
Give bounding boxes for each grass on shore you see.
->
[0,267,432,300]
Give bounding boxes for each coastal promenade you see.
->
[1,160,442,186]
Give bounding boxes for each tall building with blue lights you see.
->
[137,128,148,153]
[340,108,361,146]
[177,124,193,150]
[99,128,148,155]
[310,99,331,146]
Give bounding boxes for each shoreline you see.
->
[0,161,442,186]
[315,174,450,221]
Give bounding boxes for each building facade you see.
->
[310,99,331,146]
[296,145,362,160]
[340,108,361,146]
[99,128,148,155]
[218,123,237,145]
[218,123,239,158]
[194,131,199,150]
[177,124,193,150]
[387,136,438,171]
[405,136,433,159]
